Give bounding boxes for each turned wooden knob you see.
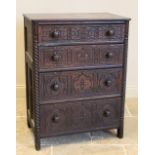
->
[103,110,111,117]
[106,30,115,36]
[52,53,60,62]
[106,52,113,58]
[52,115,59,123]
[105,79,112,87]
[52,82,59,91]
[50,31,60,38]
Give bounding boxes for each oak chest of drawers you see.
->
[24,13,130,150]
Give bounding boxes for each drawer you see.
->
[39,68,122,102]
[38,24,125,43]
[39,44,124,71]
[40,97,121,137]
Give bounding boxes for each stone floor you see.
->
[16,98,138,155]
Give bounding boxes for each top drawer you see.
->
[38,24,126,44]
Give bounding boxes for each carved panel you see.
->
[40,97,121,137]
[39,44,124,70]
[38,24,125,43]
[92,98,121,127]
[39,68,122,102]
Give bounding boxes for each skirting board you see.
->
[16,85,137,100]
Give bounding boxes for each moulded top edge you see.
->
[23,12,131,21]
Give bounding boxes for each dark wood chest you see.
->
[24,13,130,150]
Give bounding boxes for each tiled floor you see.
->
[16,98,138,155]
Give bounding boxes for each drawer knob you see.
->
[106,30,115,36]
[52,82,59,91]
[105,79,112,87]
[103,110,111,117]
[52,53,60,62]
[52,115,59,123]
[106,52,113,58]
[50,31,60,38]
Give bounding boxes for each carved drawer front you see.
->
[39,44,124,70]
[38,24,125,43]
[40,97,121,137]
[39,68,122,102]
[92,98,121,128]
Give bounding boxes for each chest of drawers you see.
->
[24,13,130,150]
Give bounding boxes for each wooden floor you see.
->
[16,98,137,155]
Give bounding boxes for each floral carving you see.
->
[40,68,122,101]
[73,73,92,91]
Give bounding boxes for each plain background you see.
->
[16,0,137,99]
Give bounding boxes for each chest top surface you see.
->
[23,12,130,21]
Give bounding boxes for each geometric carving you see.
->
[73,73,92,92]
[38,24,125,43]
[39,68,122,102]
[39,44,124,70]
[40,97,121,136]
